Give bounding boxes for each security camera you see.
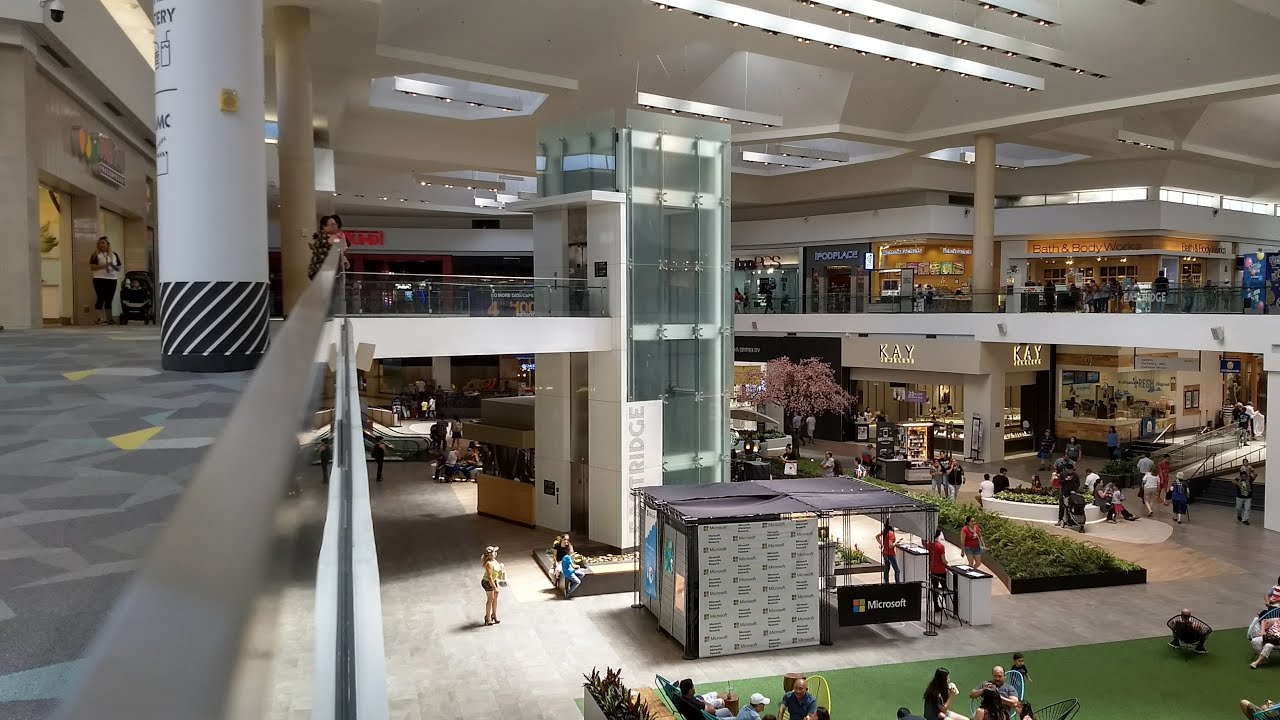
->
[40,0,65,23]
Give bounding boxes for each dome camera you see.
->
[40,0,65,23]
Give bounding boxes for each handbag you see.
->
[784,461,798,476]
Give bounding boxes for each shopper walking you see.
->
[1157,456,1171,506]
[1064,436,1082,468]
[805,414,816,446]
[961,515,983,569]
[1237,461,1258,525]
[481,545,503,625]
[317,439,331,484]
[89,237,121,325]
[1036,430,1055,470]
[929,458,944,496]
[876,521,901,583]
[372,438,386,483]
[1170,472,1189,525]
[1106,426,1121,459]
[946,458,964,501]
[792,414,804,447]
[1141,466,1159,517]
[451,415,464,450]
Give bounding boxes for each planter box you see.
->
[982,496,1105,525]
[735,437,792,457]
[941,528,1147,595]
[1005,568,1147,594]
[584,690,608,720]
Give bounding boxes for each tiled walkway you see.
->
[0,328,248,720]
[365,459,1280,720]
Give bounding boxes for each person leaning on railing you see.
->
[307,214,350,279]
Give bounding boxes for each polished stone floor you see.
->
[0,328,249,720]
[354,460,1279,720]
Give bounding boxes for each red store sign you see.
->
[346,230,385,246]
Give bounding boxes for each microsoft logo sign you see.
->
[852,598,908,613]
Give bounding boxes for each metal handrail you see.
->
[1149,423,1238,461]
[55,252,342,719]
[344,270,602,285]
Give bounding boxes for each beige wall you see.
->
[0,54,156,327]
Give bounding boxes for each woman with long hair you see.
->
[481,545,503,626]
[922,667,965,720]
[972,687,1004,720]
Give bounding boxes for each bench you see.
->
[637,688,678,720]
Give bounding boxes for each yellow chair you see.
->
[779,675,832,720]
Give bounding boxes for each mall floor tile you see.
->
[0,327,249,718]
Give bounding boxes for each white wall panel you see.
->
[325,316,612,359]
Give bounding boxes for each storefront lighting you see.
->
[652,0,1045,90]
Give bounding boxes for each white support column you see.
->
[972,133,996,311]
[535,352,572,532]
[963,370,1006,464]
[155,0,269,371]
[1266,370,1280,533]
[0,46,39,330]
[431,356,452,390]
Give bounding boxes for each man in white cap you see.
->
[737,693,770,720]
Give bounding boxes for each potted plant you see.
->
[1100,458,1139,489]
[583,667,654,720]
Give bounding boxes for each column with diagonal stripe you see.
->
[155,0,270,372]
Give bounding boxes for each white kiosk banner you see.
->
[699,518,819,657]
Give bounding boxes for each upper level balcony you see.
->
[325,272,615,358]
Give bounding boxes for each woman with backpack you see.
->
[1170,472,1189,525]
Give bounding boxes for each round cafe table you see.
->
[723,691,739,717]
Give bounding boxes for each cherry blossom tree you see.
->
[734,356,853,424]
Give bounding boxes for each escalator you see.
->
[312,414,433,461]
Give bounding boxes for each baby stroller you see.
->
[1062,491,1087,533]
[119,271,155,325]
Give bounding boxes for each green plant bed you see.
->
[995,488,1059,505]
[864,477,1141,583]
[767,456,824,478]
[739,429,788,441]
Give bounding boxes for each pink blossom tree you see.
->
[735,356,853,428]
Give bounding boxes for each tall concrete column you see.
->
[0,46,40,330]
[155,0,269,371]
[963,369,1006,464]
[274,5,316,314]
[972,133,997,311]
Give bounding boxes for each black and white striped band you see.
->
[160,280,270,372]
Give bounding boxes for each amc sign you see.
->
[346,230,385,247]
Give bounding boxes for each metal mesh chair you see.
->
[1035,698,1080,720]
[1250,608,1280,639]
[1166,614,1212,656]
[1007,670,1026,700]
[1252,702,1280,720]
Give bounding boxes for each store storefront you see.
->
[732,251,800,313]
[842,339,1053,462]
[733,335,846,441]
[1054,347,1229,453]
[1003,237,1235,311]
[9,71,155,329]
[872,241,973,303]
[805,243,872,313]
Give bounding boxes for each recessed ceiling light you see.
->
[378,196,388,201]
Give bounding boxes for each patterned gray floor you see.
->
[0,328,248,720]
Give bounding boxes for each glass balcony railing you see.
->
[736,286,1272,315]
[338,272,608,317]
[55,252,389,719]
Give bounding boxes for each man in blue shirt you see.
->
[778,679,818,720]
[737,693,769,720]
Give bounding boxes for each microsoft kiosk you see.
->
[947,564,993,626]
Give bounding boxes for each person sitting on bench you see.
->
[1240,698,1280,720]
[1169,608,1208,653]
[1252,619,1280,669]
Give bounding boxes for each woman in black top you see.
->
[554,534,574,562]
[923,667,965,720]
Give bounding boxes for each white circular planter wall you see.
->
[982,497,1106,525]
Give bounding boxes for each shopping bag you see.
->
[784,461,798,476]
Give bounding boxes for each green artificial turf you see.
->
[692,630,1275,720]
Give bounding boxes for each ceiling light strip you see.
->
[740,151,820,168]
[796,0,1097,75]
[959,0,1061,26]
[653,0,1044,90]
[393,77,522,112]
[636,92,783,127]
[773,144,849,162]
[412,173,506,192]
